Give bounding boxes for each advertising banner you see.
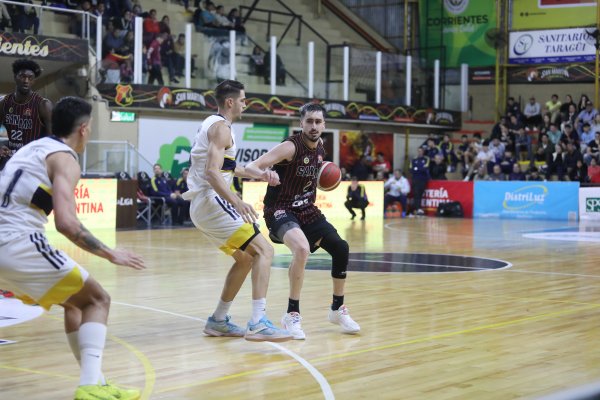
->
[97,84,461,129]
[509,63,596,83]
[474,181,579,220]
[512,0,596,30]
[579,187,600,221]
[509,28,596,65]
[242,181,384,220]
[422,181,474,217]
[0,31,88,63]
[47,179,117,230]
[419,0,496,67]
[138,118,288,176]
[339,131,394,178]
[116,180,137,229]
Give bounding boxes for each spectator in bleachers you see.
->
[560,120,580,147]
[546,122,562,146]
[488,164,505,181]
[538,113,552,143]
[490,116,507,140]
[573,159,588,183]
[249,46,265,76]
[119,8,133,32]
[506,97,521,120]
[384,169,410,217]
[158,19,179,84]
[465,140,495,181]
[424,138,439,159]
[462,133,482,176]
[174,168,190,223]
[527,166,543,181]
[499,123,515,154]
[421,132,440,147]
[264,49,286,85]
[473,165,488,181]
[514,128,532,162]
[143,9,160,45]
[132,3,143,17]
[150,164,187,225]
[578,94,590,113]
[147,33,166,85]
[498,150,517,176]
[200,2,219,28]
[579,123,594,152]
[410,147,429,215]
[588,157,600,183]
[547,144,566,181]
[453,134,470,170]
[173,33,197,78]
[575,101,598,136]
[489,137,505,164]
[227,8,246,44]
[562,103,578,130]
[509,163,526,181]
[560,94,576,121]
[69,0,93,37]
[12,0,40,34]
[429,154,447,180]
[507,114,523,138]
[584,132,600,165]
[545,94,561,124]
[214,5,233,29]
[591,113,600,135]
[0,2,12,30]
[371,152,391,180]
[564,142,583,180]
[535,134,553,167]
[345,177,369,220]
[523,97,542,129]
[439,134,455,171]
[93,1,109,29]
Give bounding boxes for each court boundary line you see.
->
[113,301,334,399]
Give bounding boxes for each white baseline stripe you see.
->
[267,342,335,400]
[112,301,334,399]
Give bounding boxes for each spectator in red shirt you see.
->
[147,33,166,85]
[143,9,160,45]
[371,152,390,180]
[588,157,600,183]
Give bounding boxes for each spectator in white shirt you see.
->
[488,137,505,163]
[523,97,542,129]
[384,169,410,217]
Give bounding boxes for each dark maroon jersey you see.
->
[2,92,48,154]
[263,133,325,225]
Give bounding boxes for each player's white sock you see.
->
[78,322,107,386]
[213,299,232,321]
[68,331,107,385]
[251,298,266,324]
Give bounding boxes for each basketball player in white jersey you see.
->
[183,80,291,342]
[0,97,145,400]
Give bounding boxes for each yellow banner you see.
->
[243,181,384,219]
[47,179,117,231]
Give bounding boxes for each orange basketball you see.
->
[317,161,342,191]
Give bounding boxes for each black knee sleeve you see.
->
[319,232,349,279]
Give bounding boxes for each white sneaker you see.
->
[328,305,360,334]
[281,312,306,340]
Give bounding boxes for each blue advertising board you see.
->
[474,181,579,220]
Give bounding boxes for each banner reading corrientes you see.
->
[512,0,596,30]
[419,0,496,67]
[474,181,579,221]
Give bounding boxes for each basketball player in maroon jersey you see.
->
[247,103,360,339]
[0,59,53,157]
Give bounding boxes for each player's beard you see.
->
[303,131,320,142]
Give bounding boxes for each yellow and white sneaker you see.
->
[74,385,117,400]
[102,382,141,400]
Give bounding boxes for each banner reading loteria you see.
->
[419,0,496,67]
[512,0,596,30]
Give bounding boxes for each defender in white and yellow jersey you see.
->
[183,80,291,342]
[0,97,145,400]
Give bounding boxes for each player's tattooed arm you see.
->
[66,223,110,255]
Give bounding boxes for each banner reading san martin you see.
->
[419,0,496,67]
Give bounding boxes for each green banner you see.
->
[512,0,596,30]
[419,0,497,67]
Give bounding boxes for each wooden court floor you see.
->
[2,217,600,399]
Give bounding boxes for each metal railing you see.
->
[82,140,155,178]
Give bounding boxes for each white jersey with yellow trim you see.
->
[184,114,237,199]
[0,136,78,237]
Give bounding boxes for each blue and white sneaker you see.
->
[203,315,245,337]
[245,316,293,342]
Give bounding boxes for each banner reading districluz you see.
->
[418,0,496,67]
[0,31,88,63]
[509,28,596,65]
[96,84,461,129]
[512,0,596,30]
